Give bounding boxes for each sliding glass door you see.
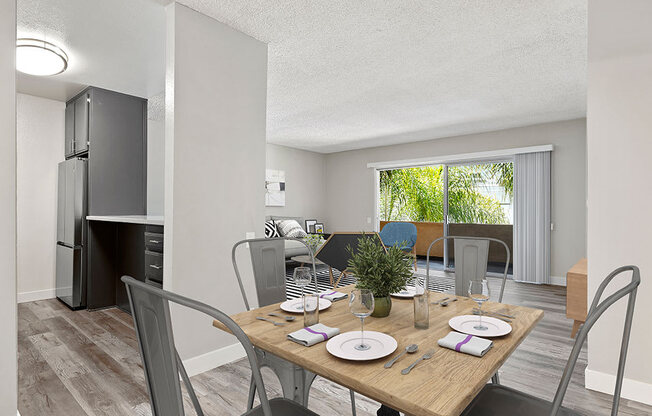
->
[378,159,513,272]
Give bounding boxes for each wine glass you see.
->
[468,279,491,331]
[293,267,312,310]
[349,289,374,351]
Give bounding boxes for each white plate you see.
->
[448,315,512,337]
[391,287,417,298]
[326,331,398,361]
[280,298,332,314]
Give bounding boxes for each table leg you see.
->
[329,267,335,287]
[571,320,582,338]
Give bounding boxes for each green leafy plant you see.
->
[347,235,413,298]
[303,234,325,255]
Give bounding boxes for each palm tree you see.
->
[379,163,512,224]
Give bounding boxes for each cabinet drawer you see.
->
[144,232,164,253]
[145,250,163,283]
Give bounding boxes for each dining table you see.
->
[212,285,544,416]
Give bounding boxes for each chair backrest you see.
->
[122,275,274,416]
[426,236,510,302]
[232,237,317,311]
[550,265,640,416]
[379,222,418,248]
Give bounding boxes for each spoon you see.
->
[401,349,436,375]
[268,313,296,322]
[440,298,458,307]
[431,297,449,305]
[256,317,286,326]
[384,344,418,368]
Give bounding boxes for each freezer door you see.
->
[56,244,83,308]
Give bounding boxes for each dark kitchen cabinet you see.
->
[73,93,89,155]
[65,87,147,215]
[65,92,90,158]
[65,103,75,158]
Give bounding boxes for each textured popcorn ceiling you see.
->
[175,0,587,153]
[16,0,165,101]
[18,0,587,153]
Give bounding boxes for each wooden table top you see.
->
[213,285,544,416]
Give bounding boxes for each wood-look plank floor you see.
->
[18,275,652,416]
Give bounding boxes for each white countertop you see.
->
[86,215,164,226]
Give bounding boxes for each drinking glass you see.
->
[293,267,312,310]
[468,279,491,331]
[349,289,374,351]
[414,276,429,329]
[303,293,320,326]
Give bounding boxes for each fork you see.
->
[256,317,286,326]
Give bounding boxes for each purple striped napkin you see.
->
[317,290,348,302]
[287,323,340,347]
[437,331,493,357]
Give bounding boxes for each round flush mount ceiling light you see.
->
[16,38,68,76]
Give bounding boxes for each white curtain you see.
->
[513,151,551,284]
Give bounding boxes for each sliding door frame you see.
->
[375,154,517,272]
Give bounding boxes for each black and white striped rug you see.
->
[285,265,455,300]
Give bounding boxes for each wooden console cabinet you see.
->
[566,258,587,337]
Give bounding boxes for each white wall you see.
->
[265,143,327,222]
[16,94,65,302]
[0,0,17,413]
[585,0,652,404]
[324,119,587,281]
[147,91,165,216]
[165,3,267,373]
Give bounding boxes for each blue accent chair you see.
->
[379,222,418,270]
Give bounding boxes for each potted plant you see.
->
[347,235,413,317]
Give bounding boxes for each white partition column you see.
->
[586,0,652,405]
[164,3,267,374]
[0,0,17,413]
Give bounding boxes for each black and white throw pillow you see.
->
[264,220,280,238]
[275,219,307,238]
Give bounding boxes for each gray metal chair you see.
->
[461,265,640,416]
[426,235,511,303]
[121,275,318,416]
[427,235,510,384]
[232,237,357,415]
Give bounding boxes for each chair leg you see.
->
[491,372,500,384]
[247,375,256,410]
[350,389,357,416]
[413,249,418,271]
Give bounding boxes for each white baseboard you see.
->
[17,288,56,303]
[182,342,246,377]
[550,275,566,286]
[585,368,652,406]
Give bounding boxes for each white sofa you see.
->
[266,216,310,259]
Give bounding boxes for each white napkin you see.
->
[438,331,493,357]
[317,290,348,302]
[287,323,340,347]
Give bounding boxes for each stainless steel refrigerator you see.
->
[56,158,88,309]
